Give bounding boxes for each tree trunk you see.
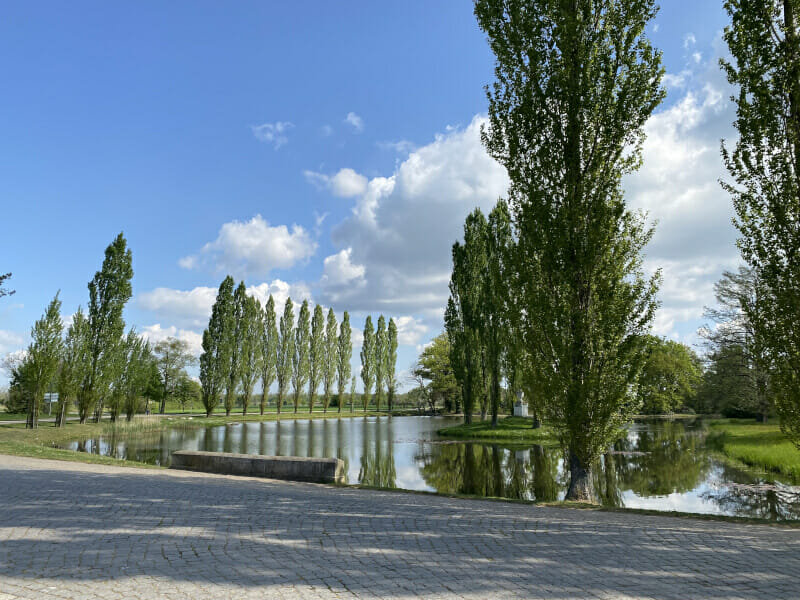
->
[565,450,595,502]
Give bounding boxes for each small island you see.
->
[438,416,559,445]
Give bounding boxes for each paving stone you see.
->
[0,454,797,599]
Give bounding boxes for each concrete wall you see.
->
[170,451,345,484]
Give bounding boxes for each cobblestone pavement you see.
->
[0,454,798,599]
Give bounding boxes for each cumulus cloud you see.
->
[140,324,204,356]
[0,330,25,359]
[393,316,428,346]
[180,215,317,279]
[321,248,366,295]
[344,112,364,132]
[304,168,369,198]
[251,121,293,149]
[320,115,509,318]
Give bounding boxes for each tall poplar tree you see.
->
[57,307,91,427]
[374,315,387,411]
[200,276,235,417]
[276,297,295,415]
[308,304,325,413]
[224,281,247,415]
[26,293,63,429]
[360,316,375,411]
[484,201,513,427]
[721,0,800,444]
[475,0,664,500]
[86,233,133,422]
[239,295,264,415]
[387,318,398,412]
[446,210,488,425]
[292,300,311,413]
[260,295,278,415]
[337,311,352,413]
[323,308,338,413]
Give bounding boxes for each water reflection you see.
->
[59,416,800,520]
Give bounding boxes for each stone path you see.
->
[0,454,798,599]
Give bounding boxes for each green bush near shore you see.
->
[708,420,800,480]
[438,416,559,444]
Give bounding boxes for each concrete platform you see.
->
[170,450,345,483]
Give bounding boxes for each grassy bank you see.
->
[438,416,559,444]
[0,410,386,467]
[708,420,800,480]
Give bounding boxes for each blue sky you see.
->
[1,2,738,387]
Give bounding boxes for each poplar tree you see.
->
[484,201,513,427]
[308,304,325,413]
[260,295,278,415]
[57,307,91,427]
[121,333,152,421]
[276,297,295,415]
[360,316,375,411]
[374,315,387,411]
[446,210,488,425]
[387,318,398,412]
[26,293,64,429]
[475,0,664,500]
[292,300,311,413]
[200,276,235,417]
[721,0,800,445]
[350,375,357,413]
[154,338,196,414]
[337,312,353,413]
[239,295,264,415]
[323,308,338,413]
[224,281,247,415]
[86,233,133,422]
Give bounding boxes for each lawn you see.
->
[708,420,800,480]
[438,416,559,444]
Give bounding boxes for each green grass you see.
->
[438,416,559,444]
[707,419,800,480]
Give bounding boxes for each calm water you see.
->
[61,416,800,520]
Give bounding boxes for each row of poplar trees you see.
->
[457,0,800,502]
[198,276,399,417]
[10,234,149,428]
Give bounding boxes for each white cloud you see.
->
[393,316,428,346]
[140,324,204,356]
[344,112,364,133]
[683,33,697,49]
[304,168,368,198]
[322,115,508,318]
[0,330,25,358]
[136,286,218,328]
[251,121,293,149]
[180,215,317,279]
[321,248,366,288]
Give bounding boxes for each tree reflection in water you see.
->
[358,417,397,488]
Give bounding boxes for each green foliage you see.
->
[308,304,325,413]
[26,293,64,428]
[374,315,386,411]
[276,297,295,414]
[260,295,278,415]
[475,0,664,500]
[412,333,460,414]
[154,337,196,415]
[238,295,263,415]
[57,307,91,426]
[721,1,800,446]
[360,316,375,411]
[292,300,311,413]
[200,276,235,417]
[322,308,338,413]
[174,375,202,413]
[446,209,489,424]
[637,336,702,415]
[386,318,398,411]
[114,330,153,421]
[85,233,133,422]
[225,282,247,415]
[337,312,352,413]
[439,416,558,444]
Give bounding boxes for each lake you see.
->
[60,415,800,520]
